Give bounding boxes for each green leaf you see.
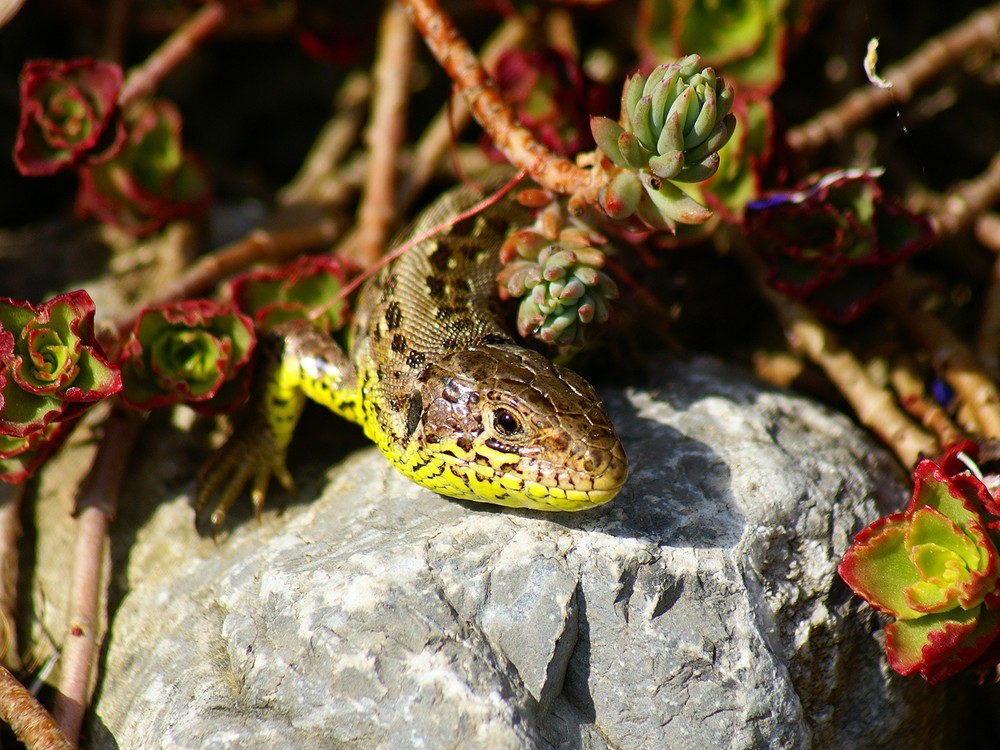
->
[838,514,924,619]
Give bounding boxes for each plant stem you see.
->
[278,72,372,207]
[0,664,73,750]
[53,410,142,744]
[931,149,1000,238]
[786,2,1000,156]
[882,269,1000,440]
[111,220,343,336]
[118,0,229,107]
[397,14,528,209]
[0,483,24,672]
[100,0,131,63]
[399,0,595,197]
[975,212,1000,375]
[348,2,415,267]
[735,243,939,467]
[889,356,966,448]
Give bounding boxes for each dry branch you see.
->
[787,2,1000,156]
[882,269,1000,440]
[0,664,73,750]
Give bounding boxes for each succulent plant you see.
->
[75,98,211,236]
[0,422,69,483]
[0,290,122,439]
[498,215,618,347]
[14,57,125,176]
[746,168,933,323]
[118,300,256,413]
[839,457,1000,683]
[590,55,736,231]
[638,0,806,96]
[228,254,348,334]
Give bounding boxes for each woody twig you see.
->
[786,2,1000,156]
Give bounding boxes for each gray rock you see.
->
[90,357,957,749]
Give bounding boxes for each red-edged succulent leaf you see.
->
[0,421,70,484]
[885,605,1000,684]
[0,290,122,438]
[75,98,212,237]
[14,57,125,176]
[228,255,348,334]
[746,169,934,323]
[839,513,922,619]
[839,458,1000,681]
[118,299,255,414]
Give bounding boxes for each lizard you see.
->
[196,175,628,531]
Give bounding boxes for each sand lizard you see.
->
[197,178,628,530]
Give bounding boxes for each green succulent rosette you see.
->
[0,290,122,439]
[839,458,1000,683]
[118,300,256,414]
[228,255,348,334]
[638,0,812,96]
[75,98,212,237]
[590,55,736,231]
[498,221,618,347]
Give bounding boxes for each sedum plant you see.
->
[498,205,618,347]
[0,290,121,439]
[839,456,1000,683]
[0,290,121,483]
[745,168,934,323]
[13,57,125,176]
[75,98,212,236]
[591,55,737,231]
[118,300,256,414]
[228,255,348,334]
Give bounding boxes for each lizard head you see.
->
[413,343,628,511]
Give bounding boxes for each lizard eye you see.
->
[493,408,521,436]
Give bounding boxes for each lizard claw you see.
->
[196,422,290,537]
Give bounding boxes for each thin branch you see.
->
[889,356,967,448]
[118,1,229,107]
[882,269,1000,440]
[397,15,528,208]
[347,2,415,267]
[0,482,24,672]
[278,72,372,207]
[0,663,73,750]
[100,0,131,63]
[786,2,1000,156]
[110,219,343,336]
[930,149,1000,238]
[735,243,939,467]
[399,0,596,197]
[975,212,1000,376]
[53,410,142,744]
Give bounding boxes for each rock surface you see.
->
[89,357,957,749]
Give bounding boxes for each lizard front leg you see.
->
[196,319,359,534]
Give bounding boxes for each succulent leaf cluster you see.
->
[498,212,618,347]
[639,0,804,96]
[228,255,348,334]
[746,169,933,323]
[839,454,1000,683]
[14,57,125,177]
[118,300,256,414]
[75,99,212,237]
[0,291,122,482]
[590,55,736,231]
